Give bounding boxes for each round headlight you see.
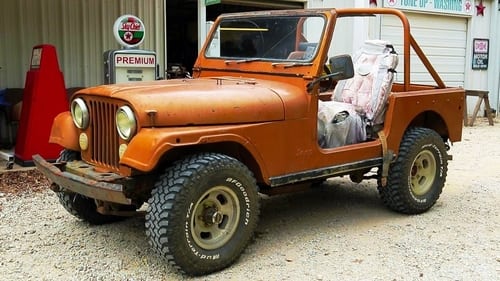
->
[71,98,89,129]
[116,106,137,140]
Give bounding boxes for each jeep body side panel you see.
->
[260,88,464,186]
[119,117,387,185]
[383,88,465,151]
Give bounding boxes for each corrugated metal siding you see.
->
[0,0,165,89]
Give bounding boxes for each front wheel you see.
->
[146,153,260,276]
[378,127,448,214]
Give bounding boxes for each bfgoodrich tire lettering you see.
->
[146,153,260,276]
[378,127,448,214]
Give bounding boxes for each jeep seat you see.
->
[287,42,318,60]
[318,40,398,148]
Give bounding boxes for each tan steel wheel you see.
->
[410,150,437,196]
[192,186,240,250]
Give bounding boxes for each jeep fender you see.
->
[48,112,80,151]
[120,126,269,177]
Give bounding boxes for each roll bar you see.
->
[334,8,446,90]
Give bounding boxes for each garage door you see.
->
[221,0,305,9]
[380,13,467,87]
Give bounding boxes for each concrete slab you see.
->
[0,149,36,173]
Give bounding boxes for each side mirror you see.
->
[329,55,354,80]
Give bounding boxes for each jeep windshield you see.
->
[205,14,326,63]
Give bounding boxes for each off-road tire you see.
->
[378,127,448,214]
[55,149,128,225]
[146,153,260,276]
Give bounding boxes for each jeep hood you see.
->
[78,77,297,127]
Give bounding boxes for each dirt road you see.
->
[1,119,499,280]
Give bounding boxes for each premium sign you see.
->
[114,53,156,67]
[384,0,474,16]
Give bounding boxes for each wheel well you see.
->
[408,110,449,140]
[155,142,265,184]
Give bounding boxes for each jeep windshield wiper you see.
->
[224,58,263,64]
[272,62,313,68]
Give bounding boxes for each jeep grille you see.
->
[87,98,120,172]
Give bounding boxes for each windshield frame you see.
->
[203,13,327,64]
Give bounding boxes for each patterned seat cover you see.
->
[318,40,398,148]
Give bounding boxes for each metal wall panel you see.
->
[381,13,467,87]
[0,0,165,89]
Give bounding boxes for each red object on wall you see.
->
[476,0,485,16]
[15,44,68,165]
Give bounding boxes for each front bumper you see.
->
[33,154,132,205]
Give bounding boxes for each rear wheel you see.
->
[378,127,448,214]
[55,149,130,225]
[146,153,260,276]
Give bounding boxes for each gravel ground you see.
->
[1,119,499,281]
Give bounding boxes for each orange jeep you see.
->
[34,8,464,276]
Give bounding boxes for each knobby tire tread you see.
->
[146,152,259,276]
[378,127,448,214]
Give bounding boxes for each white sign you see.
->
[114,53,156,67]
[384,0,474,16]
[31,48,42,68]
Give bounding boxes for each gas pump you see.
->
[104,14,157,84]
[104,49,156,84]
[15,44,68,166]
